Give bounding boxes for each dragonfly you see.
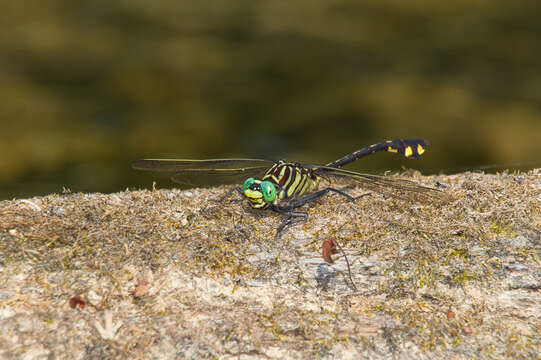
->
[132,139,444,240]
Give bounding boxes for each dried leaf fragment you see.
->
[133,279,150,298]
[69,296,86,309]
[322,239,338,263]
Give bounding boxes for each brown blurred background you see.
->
[1,0,540,199]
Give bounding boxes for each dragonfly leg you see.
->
[274,211,308,241]
[211,186,243,203]
[327,186,372,201]
[324,187,371,202]
[270,188,369,240]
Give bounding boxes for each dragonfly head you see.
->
[242,177,277,208]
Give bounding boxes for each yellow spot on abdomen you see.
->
[387,146,398,153]
[417,144,425,155]
[404,146,413,157]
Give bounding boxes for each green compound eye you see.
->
[243,177,255,192]
[260,181,276,202]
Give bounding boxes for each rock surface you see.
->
[0,170,539,359]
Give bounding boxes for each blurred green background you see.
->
[2,0,540,199]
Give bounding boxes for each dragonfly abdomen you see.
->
[326,139,428,168]
[263,161,320,202]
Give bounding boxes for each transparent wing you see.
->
[132,159,274,187]
[313,165,447,202]
[132,158,274,171]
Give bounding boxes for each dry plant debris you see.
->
[68,296,86,310]
[0,170,539,359]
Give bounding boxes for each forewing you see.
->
[132,158,273,187]
[132,158,274,171]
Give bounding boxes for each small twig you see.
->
[94,311,123,340]
[322,239,357,291]
[333,239,358,291]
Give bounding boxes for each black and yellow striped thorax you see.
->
[243,161,320,209]
[263,161,320,201]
